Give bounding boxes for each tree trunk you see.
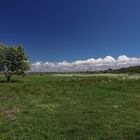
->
[4,72,11,81]
[7,75,11,81]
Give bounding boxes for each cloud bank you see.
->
[31,55,140,72]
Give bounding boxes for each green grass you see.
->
[0,74,140,140]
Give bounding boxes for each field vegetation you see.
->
[0,74,140,139]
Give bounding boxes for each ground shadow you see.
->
[0,79,23,83]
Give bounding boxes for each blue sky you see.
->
[0,0,140,63]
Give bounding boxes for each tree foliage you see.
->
[0,44,30,81]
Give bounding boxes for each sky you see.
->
[0,0,140,71]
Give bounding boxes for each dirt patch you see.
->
[0,108,21,121]
[0,95,16,101]
[135,99,140,108]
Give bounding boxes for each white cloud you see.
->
[31,55,140,72]
[117,55,130,63]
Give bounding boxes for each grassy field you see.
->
[0,74,140,140]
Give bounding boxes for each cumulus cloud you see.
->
[31,55,140,72]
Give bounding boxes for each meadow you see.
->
[0,74,140,140]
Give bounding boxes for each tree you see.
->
[0,44,30,81]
